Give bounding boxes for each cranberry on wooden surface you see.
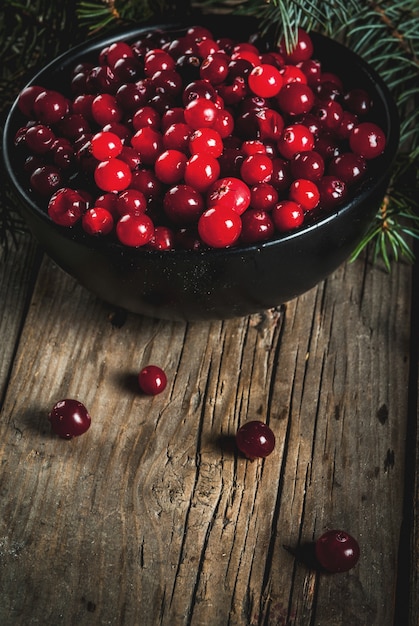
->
[48,399,91,439]
[315,529,360,573]
[138,365,167,395]
[236,420,276,460]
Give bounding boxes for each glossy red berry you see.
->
[184,97,218,129]
[349,122,386,159]
[276,82,315,116]
[236,420,275,459]
[184,153,220,192]
[163,184,204,224]
[248,64,283,98]
[48,187,89,226]
[138,365,167,395]
[90,131,123,160]
[240,209,275,243]
[116,213,154,247]
[272,200,304,232]
[207,176,251,215]
[33,89,69,125]
[198,205,242,248]
[240,154,273,185]
[48,399,91,439]
[154,149,187,185]
[277,124,314,159]
[288,178,320,211]
[94,158,132,192]
[280,28,314,64]
[315,529,360,573]
[82,206,114,235]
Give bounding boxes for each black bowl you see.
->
[2,15,399,321]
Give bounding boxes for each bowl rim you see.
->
[2,16,400,262]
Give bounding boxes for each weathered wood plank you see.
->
[0,233,40,401]
[0,247,412,626]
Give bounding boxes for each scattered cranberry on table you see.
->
[138,365,168,395]
[48,398,91,439]
[236,420,276,460]
[15,25,387,249]
[315,529,360,573]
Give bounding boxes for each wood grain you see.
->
[0,246,414,626]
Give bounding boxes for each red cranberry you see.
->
[272,200,304,232]
[30,165,62,196]
[240,209,275,243]
[94,158,132,192]
[198,205,242,248]
[48,399,91,439]
[236,420,276,459]
[207,176,251,215]
[163,184,204,225]
[48,187,89,226]
[349,122,386,159]
[315,530,360,573]
[138,365,167,395]
[82,206,114,235]
[116,213,154,247]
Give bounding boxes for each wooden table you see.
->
[0,227,418,625]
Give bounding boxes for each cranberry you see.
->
[94,158,132,192]
[277,124,314,159]
[289,178,320,211]
[280,27,314,63]
[272,200,304,232]
[240,209,275,243]
[154,149,187,185]
[328,153,367,185]
[184,97,218,129]
[30,165,62,196]
[207,176,251,215]
[248,64,283,98]
[33,89,69,125]
[240,154,273,185]
[163,122,193,151]
[91,93,123,126]
[147,226,175,251]
[116,188,147,216]
[200,52,229,84]
[276,82,315,116]
[349,122,386,159]
[198,205,242,248]
[315,530,360,573]
[25,124,56,154]
[138,365,167,395]
[116,213,154,247]
[82,206,114,235]
[48,399,91,439]
[17,85,45,117]
[90,131,123,160]
[236,421,276,459]
[318,175,347,209]
[163,184,204,224]
[48,187,89,226]
[184,153,220,192]
[131,127,163,165]
[250,183,278,211]
[343,88,372,116]
[189,127,223,158]
[132,105,161,131]
[290,150,324,181]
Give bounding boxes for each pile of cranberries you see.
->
[14,24,386,250]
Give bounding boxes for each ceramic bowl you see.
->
[2,15,399,320]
